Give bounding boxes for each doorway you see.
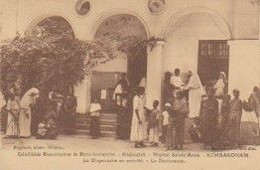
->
[198,40,229,86]
[127,48,147,88]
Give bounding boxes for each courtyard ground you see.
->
[2,135,258,151]
[1,135,204,151]
[1,135,260,170]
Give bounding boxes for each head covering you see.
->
[55,94,64,99]
[139,77,146,88]
[165,103,172,107]
[20,88,39,108]
[188,72,206,95]
[219,72,227,82]
[220,71,226,78]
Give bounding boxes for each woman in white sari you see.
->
[19,88,39,138]
[214,72,228,114]
[5,94,20,138]
[130,87,146,148]
[184,71,205,118]
[214,72,227,98]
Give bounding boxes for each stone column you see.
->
[74,75,91,113]
[145,40,165,109]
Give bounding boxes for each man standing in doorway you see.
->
[171,68,184,98]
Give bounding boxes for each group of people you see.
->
[1,70,259,150]
[130,68,260,150]
[130,86,189,149]
[0,85,78,140]
[0,88,40,138]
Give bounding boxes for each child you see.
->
[172,90,189,150]
[188,117,201,143]
[147,100,160,147]
[166,102,175,150]
[90,98,101,139]
[160,103,171,143]
[228,89,242,147]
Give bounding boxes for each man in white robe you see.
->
[171,68,184,98]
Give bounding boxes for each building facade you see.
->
[0,0,260,113]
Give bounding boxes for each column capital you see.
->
[147,37,166,51]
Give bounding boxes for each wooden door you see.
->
[198,40,229,86]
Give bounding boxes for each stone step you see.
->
[74,129,116,138]
[76,113,117,118]
[76,118,116,124]
[75,113,117,138]
[76,115,117,121]
[75,124,116,131]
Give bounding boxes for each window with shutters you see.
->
[198,40,229,85]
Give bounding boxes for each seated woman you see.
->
[45,117,58,139]
[36,118,48,139]
[36,115,58,139]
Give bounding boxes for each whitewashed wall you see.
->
[229,40,260,100]
[163,13,228,74]
[1,0,259,113]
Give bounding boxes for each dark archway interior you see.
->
[37,16,75,39]
[92,14,148,101]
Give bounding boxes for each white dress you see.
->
[5,98,20,136]
[214,79,225,97]
[19,107,32,137]
[185,74,205,118]
[130,95,146,142]
[19,88,39,137]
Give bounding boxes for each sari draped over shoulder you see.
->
[200,98,219,146]
[19,88,39,137]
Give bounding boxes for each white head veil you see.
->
[20,88,39,108]
[188,70,205,95]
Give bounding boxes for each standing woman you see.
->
[19,88,40,138]
[214,72,228,114]
[64,88,77,134]
[163,72,173,104]
[130,87,146,148]
[5,93,20,138]
[228,89,243,147]
[248,86,260,134]
[184,71,205,118]
[214,72,227,98]
[200,86,219,149]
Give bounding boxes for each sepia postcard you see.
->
[0,0,260,169]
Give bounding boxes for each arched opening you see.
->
[29,16,75,94]
[31,16,74,39]
[91,14,148,110]
[163,12,231,86]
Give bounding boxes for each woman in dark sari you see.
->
[228,89,242,147]
[163,72,173,104]
[200,86,219,149]
[64,89,77,134]
[218,95,231,146]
